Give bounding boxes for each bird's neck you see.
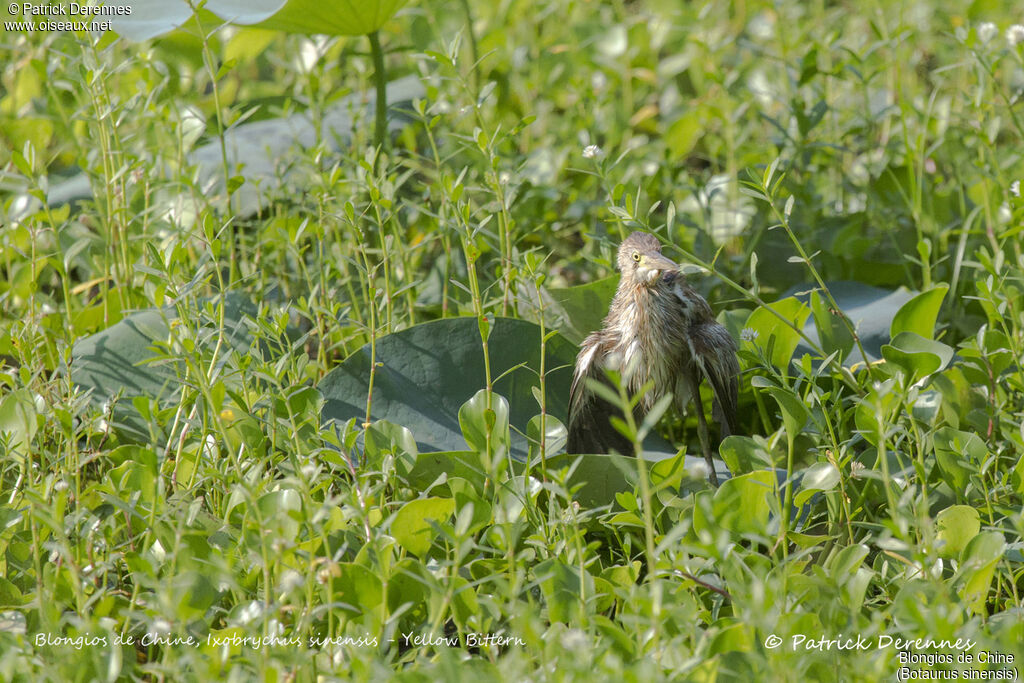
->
[608,283,656,337]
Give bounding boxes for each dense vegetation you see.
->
[2,0,1023,679]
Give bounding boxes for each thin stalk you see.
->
[192,7,237,280]
[368,31,389,162]
[458,0,481,88]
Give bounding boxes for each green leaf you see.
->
[890,284,948,340]
[112,0,405,41]
[881,331,954,380]
[828,543,870,577]
[224,27,278,63]
[743,297,811,371]
[809,290,854,360]
[935,505,980,557]
[448,576,479,629]
[710,470,775,535]
[256,489,302,538]
[0,389,37,459]
[386,558,429,626]
[932,426,984,496]
[718,435,774,474]
[526,414,567,460]
[958,531,1005,615]
[458,389,511,457]
[795,462,839,507]
[535,558,593,623]
[854,380,900,447]
[106,449,159,507]
[708,620,754,655]
[0,576,23,608]
[518,276,618,344]
[755,381,809,441]
[257,0,408,35]
[331,563,384,615]
[319,317,579,460]
[365,420,418,476]
[170,571,219,621]
[391,497,455,557]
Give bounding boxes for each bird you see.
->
[566,231,740,485]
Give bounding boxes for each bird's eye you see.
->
[631,251,641,262]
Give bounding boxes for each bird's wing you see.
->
[567,335,634,455]
[690,321,740,435]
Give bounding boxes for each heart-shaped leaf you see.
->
[881,331,954,381]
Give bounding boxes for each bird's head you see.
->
[617,232,679,286]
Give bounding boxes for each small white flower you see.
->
[582,144,602,159]
[740,327,759,342]
[1007,24,1024,47]
[998,202,1012,224]
[1012,180,1021,197]
[978,22,998,43]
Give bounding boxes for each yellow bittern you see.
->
[566,231,739,485]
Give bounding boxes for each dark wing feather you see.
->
[566,335,634,455]
[691,321,740,435]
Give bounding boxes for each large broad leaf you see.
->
[38,76,424,217]
[517,276,619,344]
[69,293,272,440]
[318,317,689,462]
[111,0,407,42]
[253,0,408,35]
[787,281,916,366]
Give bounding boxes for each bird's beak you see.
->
[640,253,679,282]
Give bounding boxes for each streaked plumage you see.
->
[566,232,739,485]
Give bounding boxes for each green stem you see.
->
[781,432,795,560]
[458,0,480,88]
[368,31,388,159]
